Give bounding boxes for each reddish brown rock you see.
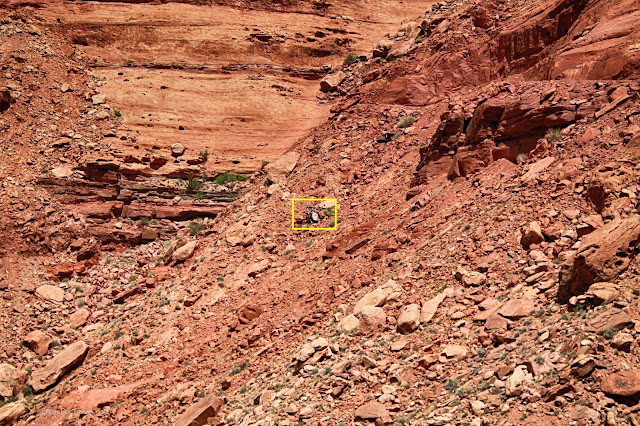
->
[559,215,640,301]
[69,308,91,328]
[175,394,223,426]
[355,401,391,421]
[23,331,52,356]
[601,370,640,398]
[30,341,89,393]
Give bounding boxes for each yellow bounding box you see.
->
[291,198,338,230]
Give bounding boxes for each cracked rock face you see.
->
[558,215,640,301]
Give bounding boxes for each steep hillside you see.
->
[1,0,640,425]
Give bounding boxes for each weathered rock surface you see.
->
[320,71,346,92]
[559,215,640,301]
[175,394,223,426]
[23,330,52,356]
[265,152,300,183]
[30,341,89,392]
[601,370,640,398]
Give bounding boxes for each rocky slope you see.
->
[1,0,640,425]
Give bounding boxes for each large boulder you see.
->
[30,341,89,392]
[264,152,300,183]
[558,215,640,301]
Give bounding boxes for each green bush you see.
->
[397,116,416,128]
[186,177,205,192]
[213,172,249,185]
[343,54,358,65]
[188,221,206,236]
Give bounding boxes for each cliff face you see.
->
[1,0,640,425]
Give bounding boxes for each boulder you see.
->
[498,298,534,319]
[0,400,26,424]
[359,306,386,331]
[175,394,223,426]
[397,304,420,334]
[506,365,533,396]
[355,401,390,421]
[588,308,634,335]
[172,241,198,263]
[0,364,18,398]
[520,221,544,248]
[353,280,401,315]
[247,259,269,277]
[319,71,346,92]
[421,290,448,323]
[559,215,640,301]
[30,341,89,392]
[441,345,468,362]
[91,93,106,105]
[35,285,64,303]
[372,39,394,57]
[265,152,300,183]
[23,330,52,356]
[521,157,555,182]
[338,314,360,332]
[601,370,640,398]
[69,308,91,328]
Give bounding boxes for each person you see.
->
[306,206,320,223]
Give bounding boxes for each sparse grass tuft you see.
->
[547,127,563,142]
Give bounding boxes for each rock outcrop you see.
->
[558,215,640,301]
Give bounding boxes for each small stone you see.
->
[171,143,186,157]
[91,93,106,105]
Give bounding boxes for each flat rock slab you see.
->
[35,285,64,303]
[355,400,390,420]
[175,394,223,426]
[30,341,89,393]
[601,370,640,397]
[588,308,634,334]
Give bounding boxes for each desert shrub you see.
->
[397,116,416,128]
[186,177,205,191]
[547,127,563,142]
[213,172,249,185]
[344,54,358,65]
[188,221,206,236]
